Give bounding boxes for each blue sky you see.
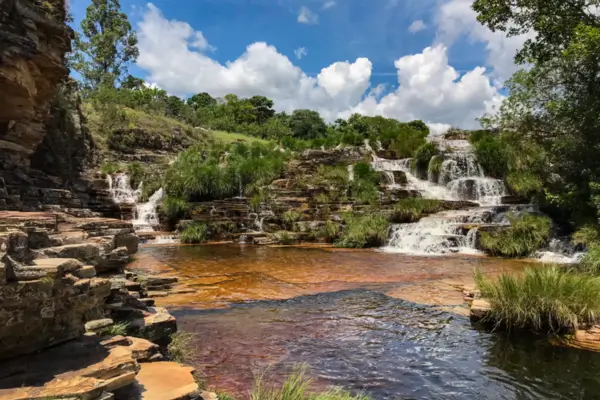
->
[70,0,525,131]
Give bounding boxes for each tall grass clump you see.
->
[479,214,552,257]
[251,364,370,400]
[162,195,190,220]
[475,267,600,333]
[179,222,209,244]
[413,142,439,172]
[335,214,389,248]
[168,331,197,363]
[350,162,382,205]
[97,322,129,337]
[390,199,442,223]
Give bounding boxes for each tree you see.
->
[473,0,600,225]
[248,96,275,124]
[187,92,217,109]
[288,109,327,139]
[122,75,144,90]
[73,0,139,89]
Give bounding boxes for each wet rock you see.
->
[470,299,491,321]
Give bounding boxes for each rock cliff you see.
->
[0,0,71,167]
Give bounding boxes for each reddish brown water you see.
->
[133,245,600,399]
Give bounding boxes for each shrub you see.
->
[97,322,129,337]
[251,364,370,400]
[100,160,122,175]
[413,142,439,172]
[276,231,296,245]
[283,210,302,229]
[390,199,442,223]
[579,244,600,275]
[168,331,197,363]
[315,165,349,186]
[162,196,190,220]
[572,224,600,246]
[127,162,145,188]
[506,171,543,197]
[335,214,390,248]
[179,222,209,244]
[427,155,443,175]
[318,221,341,243]
[473,135,509,178]
[475,266,600,333]
[479,214,552,257]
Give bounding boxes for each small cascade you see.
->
[107,173,141,204]
[534,238,586,264]
[132,188,164,232]
[348,165,355,182]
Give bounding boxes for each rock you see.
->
[144,275,179,286]
[201,391,219,400]
[127,336,161,362]
[115,232,140,255]
[470,299,492,321]
[148,291,169,298]
[38,243,101,265]
[97,246,130,273]
[85,318,114,332]
[139,298,156,307]
[130,308,177,343]
[501,195,528,205]
[74,265,97,279]
[0,336,139,399]
[115,362,200,400]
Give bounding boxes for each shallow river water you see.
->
[134,245,600,399]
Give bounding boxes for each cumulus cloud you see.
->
[436,0,532,82]
[408,20,427,33]
[323,0,336,9]
[298,6,319,24]
[136,3,504,129]
[294,47,308,59]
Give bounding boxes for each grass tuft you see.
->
[479,214,552,257]
[168,331,197,363]
[97,322,129,337]
[179,222,209,244]
[389,199,442,223]
[475,266,600,333]
[335,214,389,248]
[251,364,370,400]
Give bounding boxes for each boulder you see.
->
[115,233,140,255]
[129,307,177,343]
[38,243,101,265]
[114,362,200,400]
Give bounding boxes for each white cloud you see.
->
[436,0,532,82]
[323,0,336,9]
[298,6,319,24]
[408,20,427,33]
[137,3,504,129]
[294,47,308,59]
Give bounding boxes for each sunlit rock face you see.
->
[0,0,71,167]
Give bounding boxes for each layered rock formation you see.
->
[0,0,71,167]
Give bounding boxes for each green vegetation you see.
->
[168,331,197,363]
[335,214,390,249]
[475,267,600,333]
[283,211,302,230]
[479,214,552,257]
[97,322,129,337]
[276,231,297,245]
[162,196,190,221]
[390,199,442,223]
[251,365,370,400]
[413,142,439,173]
[318,221,341,243]
[179,222,209,244]
[210,130,270,145]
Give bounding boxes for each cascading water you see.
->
[132,188,164,232]
[106,173,165,233]
[348,165,355,182]
[373,144,515,255]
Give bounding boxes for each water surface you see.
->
[135,245,600,399]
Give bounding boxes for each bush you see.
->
[251,364,370,400]
[475,266,600,333]
[179,222,209,244]
[479,214,552,257]
[318,220,341,243]
[579,244,600,274]
[573,224,600,246]
[390,199,442,223]
[473,135,509,178]
[283,210,302,229]
[335,214,390,248]
[413,142,439,172]
[162,196,190,220]
[506,171,543,197]
[168,331,197,363]
[100,160,122,175]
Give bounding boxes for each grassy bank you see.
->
[479,214,552,257]
[475,266,600,333]
[335,214,390,248]
[389,199,442,223]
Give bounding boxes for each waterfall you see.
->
[107,173,141,204]
[132,188,164,232]
[348,165,355,182]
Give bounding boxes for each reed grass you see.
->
[475,266,600,333]
[168,331,197,363]
[479,214,552,257]
[335,214,389,248]
[179,222,209,244]
[389,198,442,223]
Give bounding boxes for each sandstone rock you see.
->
[130,308,177,343]
[39,243,101,265]
[148,290,169,298]
[128,336,161,362]
[74,265,97,279]
[115,362,200,400]
[144,275,179,286]
[85,318,114,332]
[0,336,139,399]
[201,391,219,400]
[470,299,491,321]
[116,232,140,254]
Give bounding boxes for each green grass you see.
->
[283,210,302,229]
[251,364,370,400]
[479,214,552,257]
[97,322,129,337]
[572,225,600,246]
[168,331,197,363]
[318,221,341,243]
[276,231,297,245]
[413,142,440,172]
[335,214,390,248]
[475,266,600,333]
[579,244,600,275]
[389,199,442,223]
[179,222,209,244]
[210,130,270,145]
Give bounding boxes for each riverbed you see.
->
[132,245,600,399]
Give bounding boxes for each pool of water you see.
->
[135,245,600,399]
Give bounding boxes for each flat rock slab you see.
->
[116,362,199,400]
[470,299,491,321]
[0,336,139,399]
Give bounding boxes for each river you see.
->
[131,245,600,399]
